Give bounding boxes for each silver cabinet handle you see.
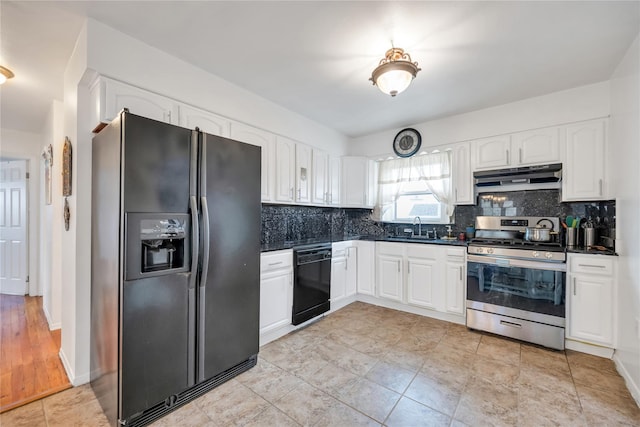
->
[290,187,293,200]
[506,149,510,164]
[573,277,577,296]
[459,266,463,281]
[298,188,301,199]
[577,263,606,268]
[519,148,522,164]
[599,179,603,196]
[268,261,283,266]
[455,188,458,201]
[500,320,522,329]
[397,261,401,273]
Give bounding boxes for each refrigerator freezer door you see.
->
[121,274,191,420]
[197,133,261,382]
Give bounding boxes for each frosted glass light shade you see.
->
[369,47,420,97]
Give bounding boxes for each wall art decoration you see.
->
[42,144,53,205]
[62,137,72,197]
[64,197,70,231]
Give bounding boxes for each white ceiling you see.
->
[1,1,639,138]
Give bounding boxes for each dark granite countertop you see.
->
[261,235,468,252]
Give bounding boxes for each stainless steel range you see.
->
[466,216,566,350]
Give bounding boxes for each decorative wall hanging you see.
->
[42,144,53,205]
[64,197,70,231]
[62,137,72,196]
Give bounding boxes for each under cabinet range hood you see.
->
[474,163,562,193]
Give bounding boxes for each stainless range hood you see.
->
[474,163,562,192]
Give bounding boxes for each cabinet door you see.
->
[312,149,329,205]
[512,127,560,166]
[296,144,312,203]
[356,241,375,296]
[365,160,378,208]
[104,78,178,124]
[376,254,403,302]
[275,137,296,203]
[473,135,511,170]
[406,257,438,309]
[452,143,474,205]
[568,274,613,346]
[345,247,357,297]
[445,262,465,314]
[230,122,275,202]
[563,120,606,201]
[341,157,367,207]
[259,272,292,334]
[327,156,341,206]
[178,104,230,137]
[331,257,347,302]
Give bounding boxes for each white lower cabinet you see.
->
[567,254,615,347]
[445,247,466,315]
[406,246,441,310]
[375,242,466,318]
[331,242,357,306]
[356,241,375,296]
[259,250,293,336]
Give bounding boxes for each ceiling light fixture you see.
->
[0,66,15,84]
[370,45,421,97]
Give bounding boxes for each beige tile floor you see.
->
[2,301,639,426]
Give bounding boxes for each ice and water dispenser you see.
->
[125,213,190,280]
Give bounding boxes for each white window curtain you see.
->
[374,151,453,221]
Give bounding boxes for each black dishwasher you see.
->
[292,243,332,325]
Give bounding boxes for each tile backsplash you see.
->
[261,190,615,244]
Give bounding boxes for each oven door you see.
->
[466,254,566,319]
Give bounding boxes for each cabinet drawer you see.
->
[446,247,466,260]
[261,250,293,273]
[569,255,613,276]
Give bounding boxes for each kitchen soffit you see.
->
[2,1,639,137]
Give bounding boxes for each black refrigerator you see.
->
[90,111,261,426]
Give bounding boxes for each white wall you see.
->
[348,81,610,157]
[610,34,640,404]
[0,128,41,298]
[39,100,65,330]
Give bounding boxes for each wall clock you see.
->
[393,128,421,157]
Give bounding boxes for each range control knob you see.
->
[487,248,494,254]
[476,247,484,254]
[545,252,554,259]
[532,251,540,258]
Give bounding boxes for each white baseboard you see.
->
[565,339,615,358]
[59,348,90,386]
[42,304,61,331]
[613,353,640,407]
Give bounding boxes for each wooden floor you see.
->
[0,294,71,413]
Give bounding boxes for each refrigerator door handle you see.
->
[200,196,210,289]
[189,196,199,290]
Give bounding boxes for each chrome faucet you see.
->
[413,216,422,237]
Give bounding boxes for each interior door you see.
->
[0,160,28,295]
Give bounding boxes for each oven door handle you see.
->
[467,254,566,272]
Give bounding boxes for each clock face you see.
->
[393,128,421,157]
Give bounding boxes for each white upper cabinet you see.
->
[473,127,561,170]
[90,77,179,129]
[473,135,512,170]
[295,144,312,204]
[275,137,296,203]
[562,119,608,201]
[230,122,275,202]
[178,104,230,137]
[312,149,329,205]
[327,156,341,206]
[511,127,561,166]
[452,143,474,205]
[341,157,376,208]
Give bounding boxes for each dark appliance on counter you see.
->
[91,111,261,426]
[466,216,566,350]
[292,243,332,325]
